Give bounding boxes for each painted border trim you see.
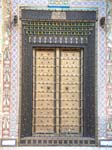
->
[48,5,70,8]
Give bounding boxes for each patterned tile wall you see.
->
[0,0,110,143]
[0,0,2,139]
[106,0,112,138]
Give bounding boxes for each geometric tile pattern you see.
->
[106,0,112,138]
[1,0,110,142]
[0,0,2,139]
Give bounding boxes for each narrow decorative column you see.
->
[1,0,11,138]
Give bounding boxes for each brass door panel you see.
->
[35,93,54,99]
[61,109,79,117]
[60,49,81,134]
[61,93,80,100]
[35,101,54,109]
[61,100,79,108]
[61,60,80,67]
[33,49,56,134]
[36,68,54,76]
[36,84,54,92]
[61,84,80,92]
[61,76,80,84]
[34,118,54,126]
[33,48,82,135]
[35,109,54,116]
[36,76,54,83]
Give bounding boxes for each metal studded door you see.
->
[60,49,83,134]
[32,48,82,135]
[32,48,56,134]
[20,10,97,146]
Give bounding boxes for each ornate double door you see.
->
[32,47,83,135]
